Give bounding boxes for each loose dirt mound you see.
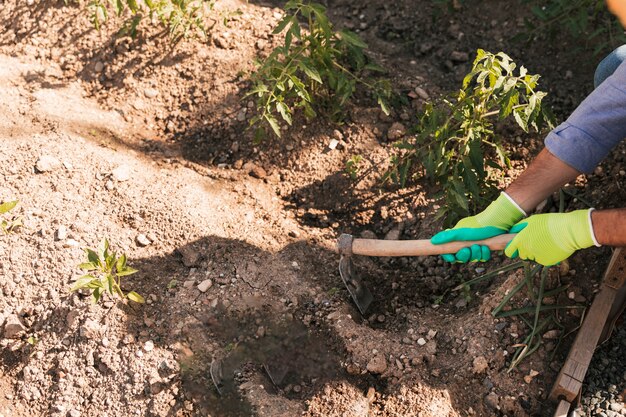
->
[1,1,624,416]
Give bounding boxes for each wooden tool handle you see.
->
[350,233,516,257]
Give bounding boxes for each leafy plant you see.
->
[385,49,554,226]
[522,0,626,55]
[0,200,23,234]
[247,0,392,138]
[72,239,145,304]
[345,155,363,180]
[67,0,214,40]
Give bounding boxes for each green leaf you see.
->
[116,254,127,273]
[127,0,139,13]
[78,262,97,271]
[299,61,322,84]
[71,275,97,292]
[338,30,367,49]
[86,249,101,266]
[273,15,292,34]
[0,200,18,215]
[127,291,145,303]
[91,287,103,304]
[117,267,138,277]
[265,114,281,137]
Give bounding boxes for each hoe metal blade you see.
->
[339,254,373,315]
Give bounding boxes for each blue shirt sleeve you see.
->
[545,60,626,173]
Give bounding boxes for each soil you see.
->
[1,0,625,416]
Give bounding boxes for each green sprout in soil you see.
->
[72,238,144,304]
[0,200,23,234]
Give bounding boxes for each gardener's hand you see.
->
[504,209,600,266]
[431,192,526,263]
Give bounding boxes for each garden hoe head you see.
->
[336,232,515,316]
[337,234,373,315]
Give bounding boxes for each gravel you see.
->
[577,323,626,416]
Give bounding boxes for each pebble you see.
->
[55,225,68,241]
[414,87,429,100]
[366,354,387,374]
[144,88,159,99]
[135,234,151,247]
[111,165,132,182]
[144,340,154,352]
[94,61,104,72]
[387,122,406,141]
[178,246,201,267]
[3,314,26,339]
[80,319,101,339]
[484,392,500,410]
[450,51,469,62]
[417,338,426,346]
[68,410,81,417]
[472,356,488,374]
[197,279,212,292]
[35,155,61,173]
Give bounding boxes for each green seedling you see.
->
[65,0,214,40]
[0,200,23,234]
[248,0,391,139]
[72,238,144,304]
[385,49,554,226]
[345,155,363,180]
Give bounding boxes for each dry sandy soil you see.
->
[1,0,625,416]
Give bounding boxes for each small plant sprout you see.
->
[65,0,214,40]
[72,239,145,304]
[345,155,363,180]
[0,200,23,234]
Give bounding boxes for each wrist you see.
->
[477,192,526,230]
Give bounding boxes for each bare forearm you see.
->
[591,209,626,246]
[506,148,581,213]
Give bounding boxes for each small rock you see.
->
[387,122,407,141]
[144,88,159,99]
[35,155,61,173]
[472,356,489,374]
[414,87,430,100]
[417,338,427,346]
[94,61,104,72]
[111,165,132,182]
[360,230,377,239]
[3,314,26,339]
[543,330,560,339]
[523,369,539,384]
[55,225,68,241]
[80,318,101,339]
[384,228,401,241]
[450,51,469,62]
[328,138,339,150]
[288,230,300,238]
[68,410,81,417]
[135,234,151,247]
[366,354,387,374]
[475,267,485,274]
[66,310,80,328]
[144,340,154,352]
[427,329,438,339]
[178,246,201,267]
[484,392,500,410]
[197,279,213,293]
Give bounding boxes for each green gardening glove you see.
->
[504,209,600,266]
[431,192,526,263]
